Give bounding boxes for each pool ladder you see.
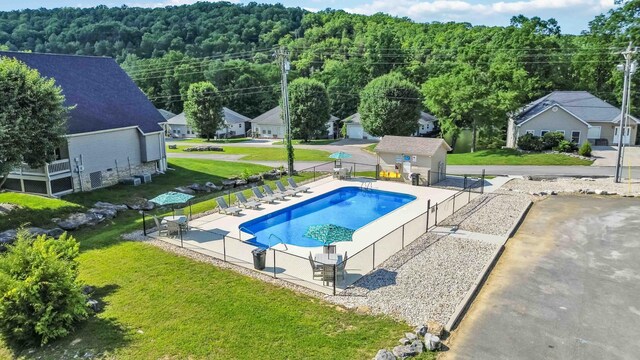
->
[268,233,288,250]
[360,181,373,191]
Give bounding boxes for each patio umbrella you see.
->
[304,224,355,245]
[328,151,353,160]
[149,191,195,206]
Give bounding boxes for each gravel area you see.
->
[438,192,533,236]
[328,233,498,326]
[501,177,640,196]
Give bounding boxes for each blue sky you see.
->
[0,0,617,34]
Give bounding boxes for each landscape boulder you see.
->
[57,212,105,231]
[414,325,428,337]
[205,182,223,191]
[262,170,280,180]
[94,201,128,212]
[373,349,396,360]
[126,198,155,211]
[235,179,248,187]
[594,189,607,195]
[221,179,237,189]
[46,228,65,239]
[404,333,418,341]
[25,227,48,237]
[426,321,445,337]
[174,186,196,195]
[247,175,262,183]
[88,207,117,220]
[87,299,102,313]
[0,229,17,245]
[183,145,223,152]
[424,333,441,351]
[188,183,209,193]
[392,340,423,359]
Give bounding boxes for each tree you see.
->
[0,230,88,346]
[0,57,68,189]
[358,73,421,137]
[184,82,223,141]
[288,78,330,141]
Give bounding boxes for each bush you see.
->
[555,140,577,153]
[579,141,592,157]
[517,133,543,151]
[0,230,87,346]
[542,131,565,150]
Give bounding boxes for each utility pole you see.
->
[615,43,637,183]
[276,46,294,175]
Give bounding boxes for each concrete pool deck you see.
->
[149,177,463,294]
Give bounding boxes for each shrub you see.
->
[579,141,592,157]
[542,131,565,150]
[555,140,577,153]
[517,133,543,151]
[0,230,87,346]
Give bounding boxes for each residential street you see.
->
[443,196,640,360]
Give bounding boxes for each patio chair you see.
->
[252,186,277,203]
[345,168,352,179]
[236,192,260,209]
[336,252,348,280]
[166,220,181,237]
[152,215,168,236]
[323,245,337,254]
[287,177,310,192]
[263,185,287,200]
[275,180,299,196]
[215,197,242,216]
[308,253,324,280]
[174,208,190,230]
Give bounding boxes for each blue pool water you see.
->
[240,187,416,248]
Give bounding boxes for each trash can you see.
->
[251,248,267,270]
[411,173,420,186]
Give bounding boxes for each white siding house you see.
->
[251,106,337,139]
[344,111,437,140]
[166,107,251,139]
[1,51,167,196]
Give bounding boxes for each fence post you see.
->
[333,264,337,296]
[464,175,467,189]
[427,170,431,187]
[142,211,147,236]
[179,226,183,248]
[468,187,471,202]
[376,164,380,180]
[426,199,431,231]
[453,193,456,213]
[481,169,486,194]
[435,203,439,225]
[223,235,226,262]
[401,225,405,249]
[227,189,231,204]
[354,163,357,176]
[372,242,376,269]
[273,250,277,278]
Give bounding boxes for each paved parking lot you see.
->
[592,146,640,166]
[443,196,640,360]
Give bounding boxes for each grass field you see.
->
[0,193,82,231]
[272,139,337,145]
[363,144,377,153]
[168,137,251,144]
[447,149,593,165]
[0,158,428,360]
[167,145,331,161]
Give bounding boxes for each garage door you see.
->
[347,125,364,139]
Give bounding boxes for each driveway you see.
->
[591,146,640,166]
[443,196,640,360]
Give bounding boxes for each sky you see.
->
[0,0,618,34]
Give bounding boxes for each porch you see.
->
[5,159,74,197]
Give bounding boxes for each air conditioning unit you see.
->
[134,174,152,184]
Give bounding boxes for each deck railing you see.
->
[47,159,72,174]
[9,159,72,177]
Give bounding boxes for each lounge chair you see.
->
[263,185,287,200]
[215,197,242,216]
[287,177,310,192]
[308,253,324,280]
[152,215,168,236]
[252,186,276,203]
[275,180,299,196]
[236,192,260,209]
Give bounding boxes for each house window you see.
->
[238,124,242,128]
[262,130,266,134]
[571,131,580,143]
[525,130,535,135]
[540,130,549,136]
[268,130,272,135]
[556,130,565,136]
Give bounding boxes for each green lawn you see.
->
[363,144,377,154]
[167,145,331,161]
[0,193,82,231]
[272,139,337,145]
[0,158,427,359]
[447,149,593,165]
[168,137,251,144]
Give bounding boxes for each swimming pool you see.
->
[240,186,416,248]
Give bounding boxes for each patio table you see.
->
[162,215,187,225]
[314,253,343,284]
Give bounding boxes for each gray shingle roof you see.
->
[375,135,451,156]
[344,111,436,124]
[252,106,338,125]
[514,91,635,125]
[158,109,176,121]
[0,51,165,134]
[168,107,251,126]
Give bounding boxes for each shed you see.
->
[375,135,451,185]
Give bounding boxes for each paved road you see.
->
[592,146,640,167]
[444,196,640,360]
[447,165,640,178]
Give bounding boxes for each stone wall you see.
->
[72,161,159,192]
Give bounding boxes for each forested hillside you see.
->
[1,1,638,145]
